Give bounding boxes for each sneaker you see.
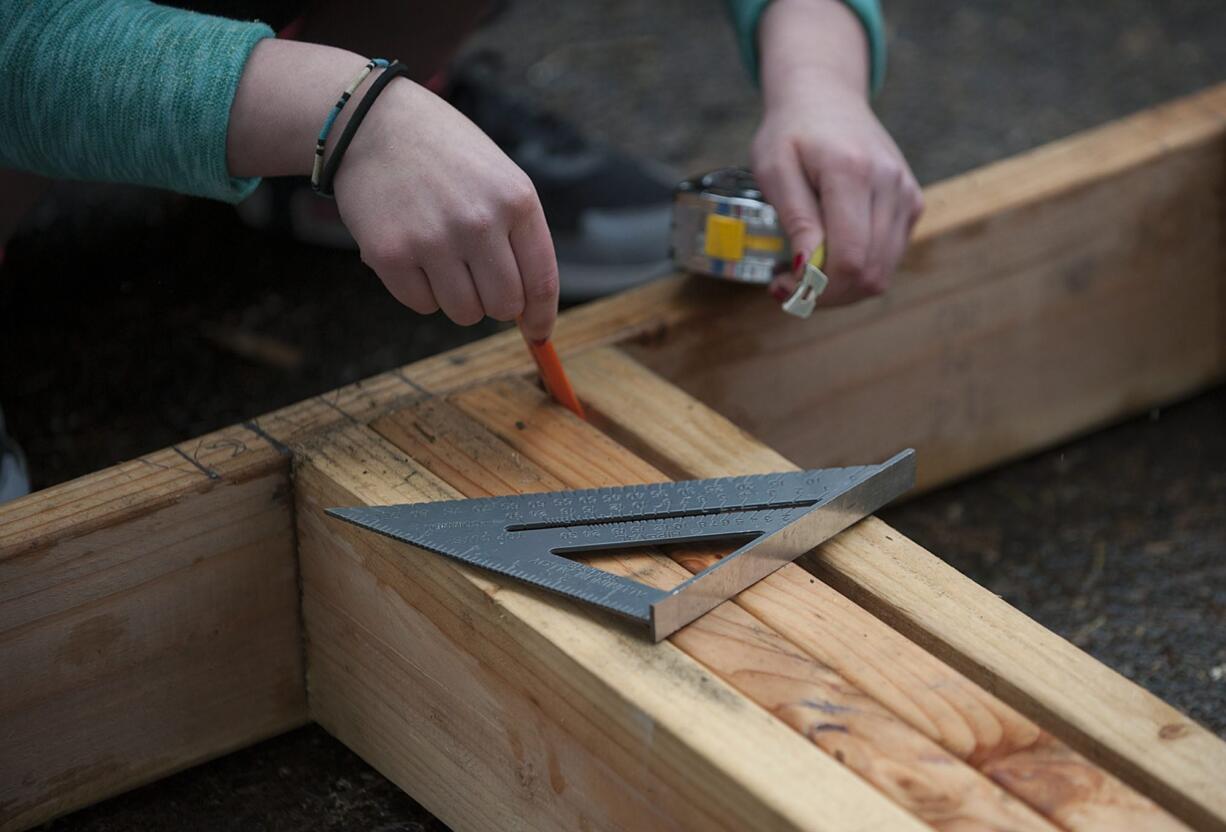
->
[237,52,676,301]
[0,405,30,504]
[447,52,675,300]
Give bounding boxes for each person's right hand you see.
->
[332,75,559,341]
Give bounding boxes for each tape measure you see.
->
[670,167,828,318]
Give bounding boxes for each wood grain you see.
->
[376,397,1077,830]
[0,470,306,831]
[568,347,1223,832]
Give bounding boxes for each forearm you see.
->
[226,39,370,179]
[723,0,883,91]
[758,0,870,107]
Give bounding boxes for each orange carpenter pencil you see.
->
[522,329,585,420]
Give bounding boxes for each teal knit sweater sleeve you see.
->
[0,0,273,203]
[723,0,886,94]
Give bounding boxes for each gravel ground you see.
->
[2,0,1222,828]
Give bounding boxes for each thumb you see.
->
[756,152,825,296]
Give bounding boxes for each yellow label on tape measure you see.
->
[703,215,745,259]
[704,214,785,262]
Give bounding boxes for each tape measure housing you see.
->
[671,167,791,284]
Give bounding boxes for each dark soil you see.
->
[4,1,1222,828]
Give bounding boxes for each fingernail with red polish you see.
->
[791,252,805,274]
[771,284,791,302]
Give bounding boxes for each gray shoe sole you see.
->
[554,202,674,301]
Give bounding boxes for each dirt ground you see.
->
[2,0,1223,828]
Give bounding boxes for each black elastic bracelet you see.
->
[316,60,412,198]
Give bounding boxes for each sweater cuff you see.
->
[187,12,276,202]
[723,0,886,95]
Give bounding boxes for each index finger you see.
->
[510,206,560,342]
[755,151,826,295]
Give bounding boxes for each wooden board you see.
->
[373,397,1068,831]
[567,346,1226,832]
[0,468,306,831]
[295,421,924,832]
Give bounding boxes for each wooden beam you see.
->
[567,346,1226,832]
[0,468,306,831]
[295,421,923,832]
[374,398,1068,831]
[627,82,1226,489]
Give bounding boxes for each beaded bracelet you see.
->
[316,60,412,198]
[310,58,390,192]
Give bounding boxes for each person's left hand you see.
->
[752,0,923,307]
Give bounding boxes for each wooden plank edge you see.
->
[912,81,1226,241]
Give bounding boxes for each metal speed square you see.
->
[328,449,916,641]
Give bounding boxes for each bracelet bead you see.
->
[310,58,390,192]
